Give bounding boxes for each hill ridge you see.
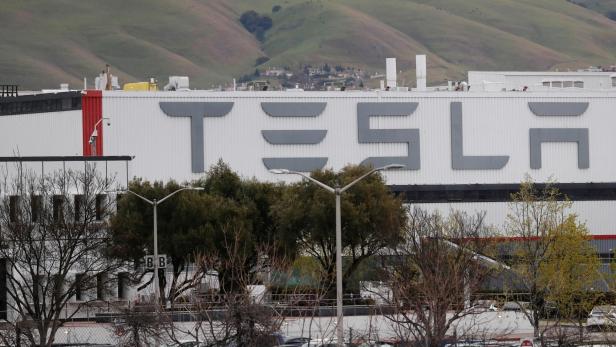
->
[0,0,614,89]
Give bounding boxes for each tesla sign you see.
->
[160,101,590,173]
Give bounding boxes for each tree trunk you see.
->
[533,310,540,338]
[133,327,141,346]
[36,323,50,347]
[38,328,47,347]
[46,325,61,347]
[578,321,584,343]
[325,261,338,300]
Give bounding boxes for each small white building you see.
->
[468,70,616,91]
[264,67,287,77]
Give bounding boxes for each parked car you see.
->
[278,337,311,347]
[518,338,534,347]
[501,301,530,312]
[445,340,518,347]
[587,305,616,331]
[177,341,207,347]
[470,300,499,312]
[356,342,395,347]
[300,339,350,347]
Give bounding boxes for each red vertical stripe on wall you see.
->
[82,90,103,156]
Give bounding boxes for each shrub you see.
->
[239,10,273,41]
[255,56,270,66]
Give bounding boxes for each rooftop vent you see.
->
[416,55,426,91]
[386,58,397,89]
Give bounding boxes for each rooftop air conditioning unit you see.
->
[164,76,190,91]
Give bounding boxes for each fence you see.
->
[4,295,616,346]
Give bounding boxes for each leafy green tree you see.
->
[272,165,406,295]
[239,10,273,41]
[505,177,572,339]
[194,162,291,293]
[110,162,290,301]
[539,215,601,343]
[109,179,234,303]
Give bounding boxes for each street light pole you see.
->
[270,164,404,346]
[153,198,159,307]
[112,187,203,346]
[117,187,203,306]
[335,188,343,345]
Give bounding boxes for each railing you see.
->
[0,91,82,116]
[0,84,18,97]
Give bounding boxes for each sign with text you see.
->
[144,255,167,270]
[159,100,591,173]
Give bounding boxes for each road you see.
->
[51,311,534,345]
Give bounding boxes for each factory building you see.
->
[1,58,616,294]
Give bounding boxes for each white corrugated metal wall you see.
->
[0,110,82,157]
[412,201,616,236]
[101,91,616,185]
[1,91,615,235]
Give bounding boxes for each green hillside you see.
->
[1,0,615,89]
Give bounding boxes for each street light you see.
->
[270,163,404,346]
[88,117,110,156]
[112,187,204,309]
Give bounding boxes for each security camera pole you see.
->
[89,117,110,156]
[270,164,404,346]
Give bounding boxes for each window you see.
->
[115,193,124,213]
[75,273,85,301]
[0,259,7,320]
[542,81,550,87]
[612,76,616,87]
[31,195,42,222]
[95,194,107,221]
[118,272,129,299]
[574,81,584,88]
[551,81,562,88]
[32,275,44,303]
[96,272,107,300]
[9,196,20,223]
[74,195,84,222]
[52,195,65,222]
[563,81,573,88]
[52,275,63,303]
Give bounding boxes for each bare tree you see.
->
[381,207,502,347]
[0,163,121,346]
[112,306,170,347]
[164,226,292,347]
